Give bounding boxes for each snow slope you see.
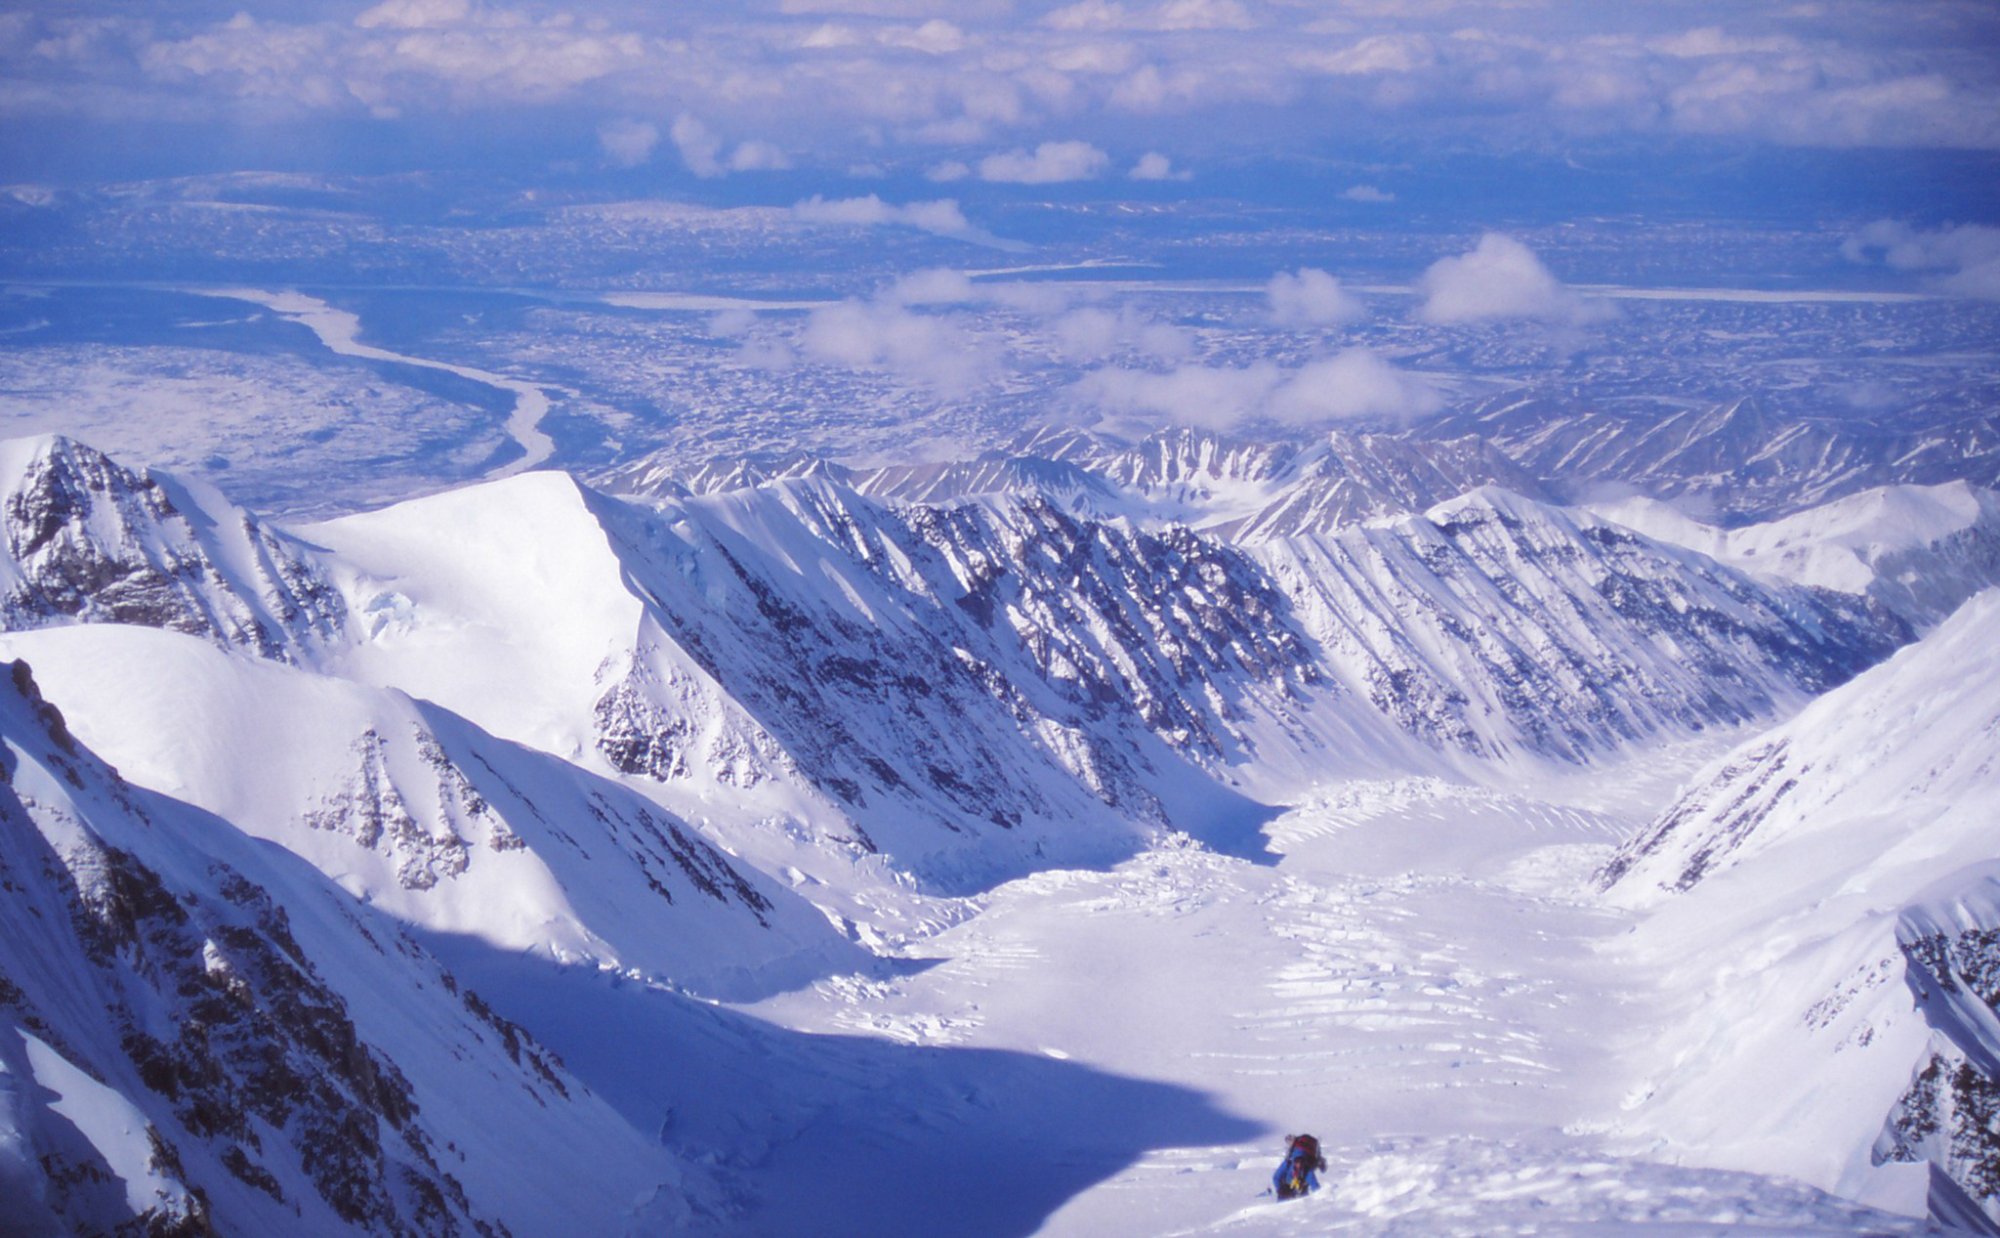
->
[310,468,1315,893]
[0,623,856,1002]
[0,657,707,1234]
[1602,589,2000,1227]
[1423,393,2000,526]
[1593,480,2000,629]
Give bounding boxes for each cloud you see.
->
[1129,151,1191,181]
[727,139,792,172]
[1416,233,1610,326]
[670,114,789,177]
[1043,0,1256,33]
[1073,347,1436,430]
[1049,305,1192,362]
[670,113,725,178]
[1842,220,2000,300]
[791,195,1018,248]
[708,308,757,337]
[1297,33,1435,76]
[598,117,659,168]
[353,0,470,31]
[798,296,997,394]
[879,20,968,54]
[884,267,979,305]
[1267,349,1441,422]
[15,2,2000,174]
[1341,183,1394,203]
[977,140,1110,183]
[1266,268,1365,327]
[926,161,972,182]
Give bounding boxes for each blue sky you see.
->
[3,0,1998,200]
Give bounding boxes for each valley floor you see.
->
[712,755,1944,1236]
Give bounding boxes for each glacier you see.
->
[0,430,1993,1236]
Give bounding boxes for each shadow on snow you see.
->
[425,931,1266,1237]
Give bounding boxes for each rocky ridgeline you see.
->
[583,476,1321,869]
[1423,393,2000,526]
[0,659,596,1235]
[599,424,1548,541]
[0,435,343,660]
[1259,488,1905,765]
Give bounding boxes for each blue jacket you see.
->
[1272,1147,1321,1197]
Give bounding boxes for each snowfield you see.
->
[0,431,1995,1235]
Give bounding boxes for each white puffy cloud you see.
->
[1044,0,1256,33]
[1341,184,1394,203]
[879,20,968,54]
[885,268,980,305]
[598,117,659,168]
[727,139,792,172]
[790,195,1020,248]
[1128,151,1190,181]
[1266,349,1441,422]
[353,0,470,31]
[671,114,789,177]
[708,308,757,337]
[1074,362,1281,429]
[798,296,997,394]
[1297,33,1435,76]
[671,113,725,178]
[1266,268,1365,327]
[1072,347,1435,430]
[1049,305,1192,362]
[977,140,1110,183]
[1417,233,1610,326]
[1842,220,2000,300]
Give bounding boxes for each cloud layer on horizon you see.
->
[6,1,1999,180]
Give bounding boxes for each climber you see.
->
[1272,1133,1326,1200]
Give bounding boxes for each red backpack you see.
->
[1278,1134,1326,1199]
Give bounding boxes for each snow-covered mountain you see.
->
[1019,425,1553,542]
[1592,480,2000,631]
[0,435,343,660]
[599,425,1548,543]
[312,451,1912,891]
[1600,589,2000,1226]
[310,466,1313,892]
[0,434,1912,894]
[0,431,1969,1234]
[1252,485,1905,765]
[0,623,853,1001]
[1422,394,2000,526]
[0,657,709,1235]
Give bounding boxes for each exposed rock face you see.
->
[0,663,488,1234]
[0,658,704,1235]
[1420,393,2000,525]
[301,729,473,892]
[1598,592,2000,1228]
[1259,488,1904,764]
[1877,913,2000,1225]
[0,435,343,660]
[586,478,1323,861]
[600,425,1549,540]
